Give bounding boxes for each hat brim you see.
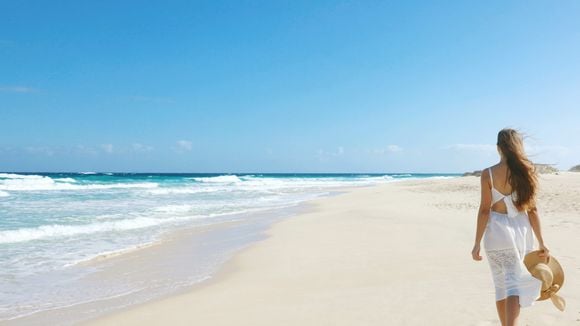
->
[524,250,565,300]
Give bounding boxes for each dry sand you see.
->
[85,173,580,326]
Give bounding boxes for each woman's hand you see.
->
[471,243,482,261]
[539,243,550,259]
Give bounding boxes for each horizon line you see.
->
[1,171,465,175]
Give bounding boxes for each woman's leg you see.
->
[505,295,520,326]
[495,299,507,326]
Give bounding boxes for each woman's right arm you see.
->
[472,171,491,261]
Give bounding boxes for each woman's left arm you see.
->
[528,206,550,258]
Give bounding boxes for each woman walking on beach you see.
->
[471,129,547,326]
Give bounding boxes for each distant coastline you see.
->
[462,163,569,177]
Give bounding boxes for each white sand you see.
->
[85,173,580,325]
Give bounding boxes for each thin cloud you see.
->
[525,144,574,167]
[131,143,154,153]
[24,146,55,156]
[444,144,573,161]
[318,146,344,156]
[386,144,402,152]
[444,144,496,152]
[371,144,403,155]
[100,144,114,154]
[14,143,156,157]
[0,86,37,93]
[174,140,193,153]
[0,146,15,153]
[526,144,571,156]
[73,145,99,156]
[316,146,345,161]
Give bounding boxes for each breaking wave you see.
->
[0,174,158,192]
[0,215,199,244]
[191,175,242,183]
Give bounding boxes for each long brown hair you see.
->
[496,128,537,211]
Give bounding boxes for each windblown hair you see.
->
[496,128,538,211]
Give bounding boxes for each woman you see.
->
[471,129,548,326]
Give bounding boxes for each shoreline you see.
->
[84,173,579,326]
[2,185,362,325]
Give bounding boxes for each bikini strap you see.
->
[488,168,494,188]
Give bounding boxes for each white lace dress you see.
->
[483,168,542,307]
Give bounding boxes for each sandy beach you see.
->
[81,173,579,326]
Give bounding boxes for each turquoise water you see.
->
[0,172,456,323]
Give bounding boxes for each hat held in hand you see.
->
[524,250,565,311]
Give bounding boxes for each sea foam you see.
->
[54,177,77,183]
[147,187,221,195]
[0,215,200,244]
[191,175,242,183]
[0,175,158,191]
[0,173,45,179]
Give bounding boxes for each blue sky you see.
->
[1,1,579,173]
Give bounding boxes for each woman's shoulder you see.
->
[484,163,504,176]
[481,165,497,177]
[479,167,492,183]
[487,163,501,171]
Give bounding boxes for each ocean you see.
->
[0,172,456,324]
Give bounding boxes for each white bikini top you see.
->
[489,168,522,218]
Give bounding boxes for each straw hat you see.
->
[523,250,566,311]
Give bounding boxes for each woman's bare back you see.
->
[489,163,513,214]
